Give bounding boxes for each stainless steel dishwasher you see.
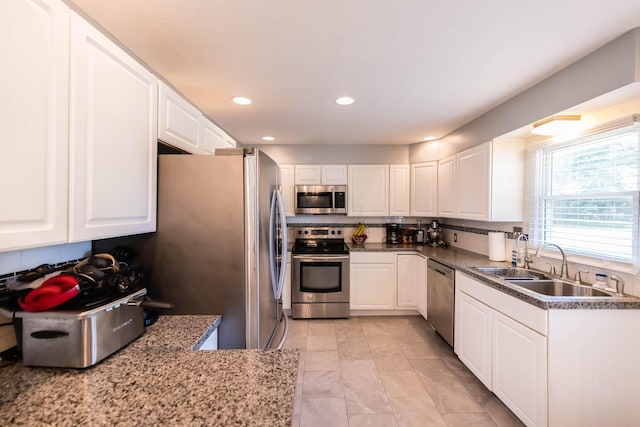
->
[427,259,455,347]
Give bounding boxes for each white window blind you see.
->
[528,119,640,264]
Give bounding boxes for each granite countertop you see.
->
[0,315,299,426]
[348,242,640,310]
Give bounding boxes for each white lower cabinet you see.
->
[492,311,547,427]
[456,291,493,388]
[455,272,547,427]
[350,252,396,310]
[396,254,420,308]
[417,257,428,319]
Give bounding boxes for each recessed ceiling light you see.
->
[531,115,583,136]
[335,96,355,106]
[262,136,275,141]
[232,96,252,105]
[423,136,438,141]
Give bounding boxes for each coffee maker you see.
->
[386,223,401,244]
[427,220,442,246]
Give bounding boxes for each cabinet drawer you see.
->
[350,252,396,264]
[456,272,548,336]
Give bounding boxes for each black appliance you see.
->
[386,223,401,244]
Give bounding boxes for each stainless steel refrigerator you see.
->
[148,148,288,349]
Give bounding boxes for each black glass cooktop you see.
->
[292,239,350,255]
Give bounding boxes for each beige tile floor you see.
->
[285,315,524,427]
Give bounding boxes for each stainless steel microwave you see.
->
[295,185,347,215]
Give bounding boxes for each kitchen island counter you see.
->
[0,315,299,426]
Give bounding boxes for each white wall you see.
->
[0,242,91,276]
[410,27,640,163]
[260,144,409,165]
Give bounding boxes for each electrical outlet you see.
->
[454,233,457,242]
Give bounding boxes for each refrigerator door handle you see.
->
[269,189,288,300]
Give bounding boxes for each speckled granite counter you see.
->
[0,315,299,426]
[348,242,640,310]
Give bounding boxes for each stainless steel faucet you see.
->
[610,275,626,296]
[535,243,569,279]
[516,233,532,269]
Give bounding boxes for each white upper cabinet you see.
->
[295,165,347,185]
[437,155,456,217]
[348,165,389,216]
[322,165,348,185]
[199,117,226,154]
[410,162,438,217]
[158,81,201,153]
[224,133,237,148]
[0,0,70,252]
[390,165,410,216]
[457,143,490,220]
[278,164,295,216]
[69,12,158,241]
[439,139,524,221]
[294,165,322,185]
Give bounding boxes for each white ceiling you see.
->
[69,0,640,145]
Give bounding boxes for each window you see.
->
[528,118,640,264]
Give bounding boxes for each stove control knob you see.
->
[337,230,342,235]
[331,230,335,235]
[298,230,302,235]
[304,230,309,234]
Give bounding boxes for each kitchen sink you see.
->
[508,279,615,297]
[472,265,619,298]
[472,266,549,280]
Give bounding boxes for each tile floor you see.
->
[285,315,524,427]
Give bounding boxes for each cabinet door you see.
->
[294,165,322,185]
[455,292,492,388]
[493,312,547,427]
[437,155,456,217]
[69,12,157,241]
[322,165,348,185]
[456,142,490,220]
[224,133,236,148]
[417,257,428,318]
[0,0,69,251]
[158,81,201,153]
[199,117,225,154]
[397,254,418,308]
[411,162,437,216]
[350,263,395,310]
[390,165,410,216]
[279,165,295,216]
[348,165,389,216]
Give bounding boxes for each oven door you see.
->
[291,254,349,303]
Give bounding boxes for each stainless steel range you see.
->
[291,227,350,319]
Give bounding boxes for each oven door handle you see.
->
[292,254,350,261]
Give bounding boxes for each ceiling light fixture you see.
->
[423,136,438,141]
[531,115,583,136]
[262,136,275,141]
[232,96,252,105]
[335,96,355,106]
